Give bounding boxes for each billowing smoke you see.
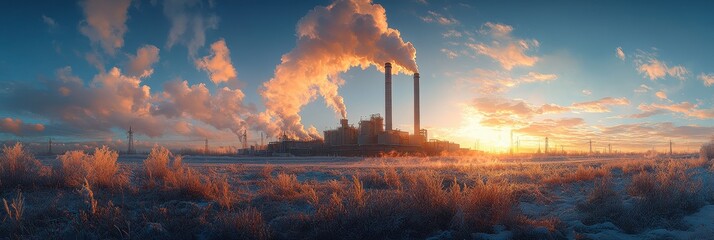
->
[261,0,418,140]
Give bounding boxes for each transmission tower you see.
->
[545,137,549,154]
[669,140,673,155]
[127,126,135,154]
[589,139,592,154]
[204,138,209,155]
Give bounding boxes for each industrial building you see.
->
[267,63,466,156]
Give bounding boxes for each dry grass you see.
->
[143,146,238,209]
[544,165,608,184]
[2,190,24,223]
[0,143,48,189]
[701,140,714,161]
[56,146,127,189]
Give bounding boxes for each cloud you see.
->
[634,84,652,93]
[522,72,557,82]
[163,0,219,58]
[441,48,458,59]
[0,65,275,140]
[634,50,688,80]
[442,30,462,38]
[616,47,625,60]
[571,97,630,113]
[0,67,165,137]
[126,45,160,78]
[464,69,556,94]
[260,0,418,139]
[0,118,45,136]
[467,22,539,70]
[470,97,569,128]
[698,73,714,87]
[420,11,458,25]
[516,118,585,137]
[42,15,57,28]
[582,89,592,95]
[79,0,132,55]
[633,101,714,119]
[154,80,252,135]
[655,91,669,101]
[195,39,237,84]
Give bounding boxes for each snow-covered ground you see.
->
[9,152,714,239]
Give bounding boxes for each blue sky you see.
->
[1,0,713,152]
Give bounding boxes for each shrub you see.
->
[621,160,705,232]
[0,143,47,188]
[143,146,238,209]
[57,146,125,189]
[213,207,270,240]
[577,177,624,225]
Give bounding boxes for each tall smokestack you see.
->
[385,62,392,132]
[413,73,420,136]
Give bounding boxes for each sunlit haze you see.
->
[2,0,714,153]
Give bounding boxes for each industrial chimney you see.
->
[385,62,392,132]
[413,73,420,136]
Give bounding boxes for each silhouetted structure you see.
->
[127,126,135,154]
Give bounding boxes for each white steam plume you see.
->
[261,0,418,140]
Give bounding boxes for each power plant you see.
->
[267,63,464,156]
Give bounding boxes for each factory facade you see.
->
[268,63,465,156]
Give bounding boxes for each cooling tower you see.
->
[385,62,392,132]
[414,73,420,136]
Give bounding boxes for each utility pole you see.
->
[48,137,52,155]
[669,140,673,155]
[261,132,264,150]
[516,137,519,154]
[589,139,592,154]
[204,138,209,155]
[608,143,611,154]
[127,126,135,154]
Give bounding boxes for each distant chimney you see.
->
[413,73,420,136]
[340,118,348,128]
[385,62,392,132]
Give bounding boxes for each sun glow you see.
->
[434,107,518,153]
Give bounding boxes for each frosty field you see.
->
[2,144,714,239]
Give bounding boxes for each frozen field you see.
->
[3,145,714,239]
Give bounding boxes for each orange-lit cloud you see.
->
[195,39,237,84]
[634,101,714,119]
[616,47,625,60]
[571,97,629,112]
[468,22,539,70]
[0,118,44,136]
[635,50,688,80]
[699,73,714,87]
[155,80,252,135]
[465,69,556,94]
[655,91,669,101]
[79,0,131,55]
[260,0,418,139]
[126,45,160,79]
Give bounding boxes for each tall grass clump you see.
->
[213,207,270,240]
[56,146,126,189]
[577,177,624,225]
[618,160,705,232]
[143,146,237,209]
[0,143,48,189]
